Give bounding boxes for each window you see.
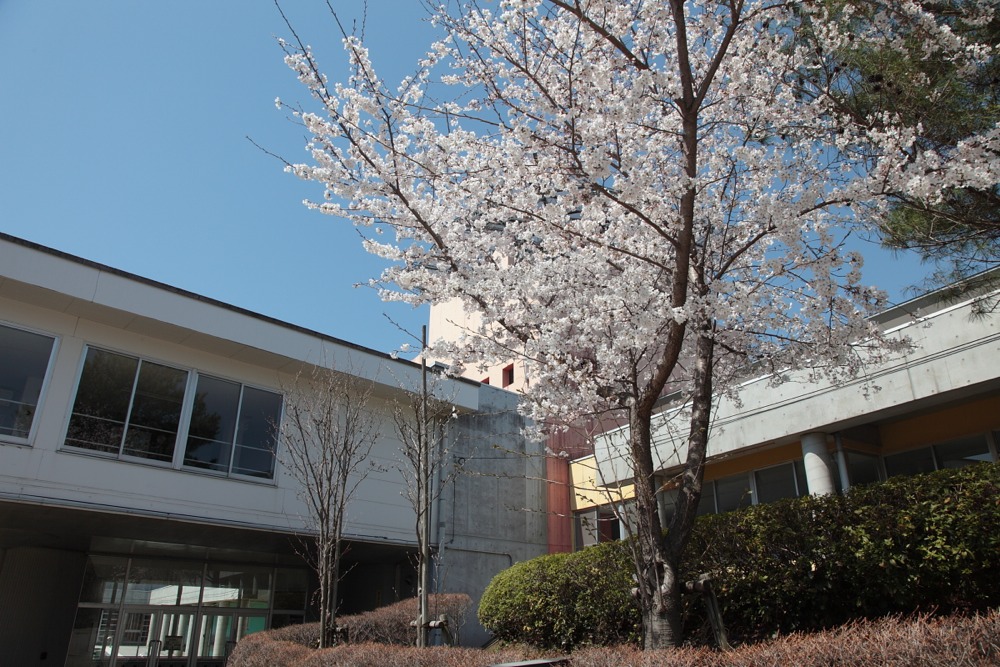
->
[481,377,490,385]
[66,348,187,462]
[845,450,882,487]
[65,347,282,479]
[502,364,515,387]
[754,462,804,505]
[934,435,991,468]
[185,376,282,479]
[697,462,806,516]
[0,323,55,442]
[715,474,753,513]
[884,436,993,478]
[884,447,937,478]
[573,505,624,549]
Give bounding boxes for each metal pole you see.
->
[418,325,430,648]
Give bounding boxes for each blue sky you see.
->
[0,1,930,355]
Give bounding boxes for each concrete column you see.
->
[801,432,836,496]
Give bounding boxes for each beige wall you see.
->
[427,297,530,393]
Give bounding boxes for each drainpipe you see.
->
[834,433,851,493]
[430,420,445,587]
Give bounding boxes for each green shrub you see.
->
[479,462,1000,647]
[691,462,1000,641]
[477,538,639,648]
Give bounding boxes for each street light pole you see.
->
[418,325,430,648]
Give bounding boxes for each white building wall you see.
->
[0,291,421,543]
[0,233,550,657]
[0,235,501,547]
[595,290,1000,484]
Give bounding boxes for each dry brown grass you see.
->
[231,608,1000,667]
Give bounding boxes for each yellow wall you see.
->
[879,393,1000,454]
[702,442,802,482]
[569,456,634,511]
[570,442,800,511]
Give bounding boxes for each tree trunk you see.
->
[642,558,685,648]
[638,329,715,649]
[318,537,341,648]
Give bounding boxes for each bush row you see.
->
[244,593,472,650]
[478,462,1000,647]
[231,609,1000,666]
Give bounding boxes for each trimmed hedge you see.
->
[258,594,472,648]
[231,610,1000,666]
[479,461,1000,647]
[477,538,639,648]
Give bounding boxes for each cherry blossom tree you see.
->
[275,0,998,648]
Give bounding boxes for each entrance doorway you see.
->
[106,607,264,667]
[65,555,306,667]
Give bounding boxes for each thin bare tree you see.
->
[280,364,381,648]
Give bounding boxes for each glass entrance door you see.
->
[114,609,196,667]
[67,556,303,667]
[105,608,265,667]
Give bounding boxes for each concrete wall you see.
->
[0,547,86,666]
[435,385,548,646]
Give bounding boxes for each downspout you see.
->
[834,433,850,493]
[431,418,445,593]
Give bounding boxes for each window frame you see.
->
[501,364,515,388]
[62,345,283,482]
[182,372,284,481]
[63,346,190,467]
[0,321,59,446]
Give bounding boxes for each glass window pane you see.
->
[152,611,196,659]
[197,614,235,658]
[754,463,799,505]
[125,559,203,606]
[232,387,281,478]
[202,565,271,609]
[118,611,152,654]
[884,447,936,477]
[122,360,186,462]
[934,435,991,468]
[696,481,716,515]
[574,509,599,548]
[715,474,752,513]
[0,324,54,439]
[79,555,128,604]
[596,506,621,542]
[235,614,268,641]
[846,450,882,487]
[65,348,138,453]
[794,459,810,495]
[65,607,116,667]
[270,613,304,629]
[184,375,241,472]
[273,568,308,611]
